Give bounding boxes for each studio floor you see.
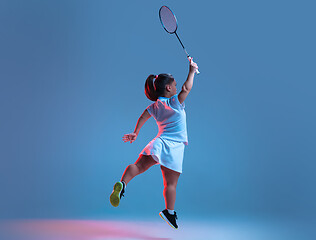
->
[0,217,314,240]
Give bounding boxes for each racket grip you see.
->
[188,57,200,75]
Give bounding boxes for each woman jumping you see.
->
[110,59,198,229]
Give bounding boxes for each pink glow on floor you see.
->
[0,219,171,240]
[0,218,313,240]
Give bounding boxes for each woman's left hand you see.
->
[122,133,138,143]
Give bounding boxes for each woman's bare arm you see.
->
[122,109,151,143]
[178,59,199,104]
[133,109,151,135]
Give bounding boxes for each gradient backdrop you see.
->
[0,0,315,227]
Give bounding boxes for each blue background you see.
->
[0,0,315,223]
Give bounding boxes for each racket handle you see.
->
[188,57,200,75]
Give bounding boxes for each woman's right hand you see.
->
[122,133,138,143]
[189,57,199,74]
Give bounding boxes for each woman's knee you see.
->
[135,155,156,173]
[162,177,179,189]
[164,182,177,190]
[161,165,180,186]
[135,162,145,173]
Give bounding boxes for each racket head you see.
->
[159,6,178,34]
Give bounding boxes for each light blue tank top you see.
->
[146,93,188,145]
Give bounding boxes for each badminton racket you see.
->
[159,6,200,74]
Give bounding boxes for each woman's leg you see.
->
[161,165,180,210]
[121,155,157,184]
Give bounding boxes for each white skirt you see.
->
[139,137,185,173]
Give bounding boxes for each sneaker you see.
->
[110,181,125,207]
[159,209,178,229]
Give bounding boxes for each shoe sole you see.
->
[110,182,123,207]
[159,212,178,229]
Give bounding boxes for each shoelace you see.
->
[120,188,125,198]
[121,182,126,198]
[174,212,178,220]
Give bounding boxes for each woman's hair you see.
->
[144,73,174,101]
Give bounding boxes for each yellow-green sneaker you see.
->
[110,181,125,207]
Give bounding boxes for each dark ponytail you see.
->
[144,74,158,101]
[144,73,174,101]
